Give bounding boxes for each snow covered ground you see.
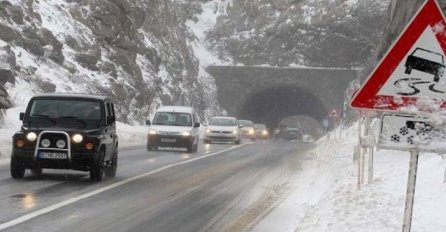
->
[253,123,446,232]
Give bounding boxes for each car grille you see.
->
[34,131,71,161]
[39,133,68,149]
[211,131,232,134]
[158,131,180,135]
[208,136,234,140]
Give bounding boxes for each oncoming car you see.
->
[238,120,256,141]
[254,124,269,140]
[11,94,118,181]
[146,106,200,153]
[204,117,241,144]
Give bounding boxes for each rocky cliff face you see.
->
[0,0,215,124]
[207,0,389,68]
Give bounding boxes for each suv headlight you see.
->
[72,134,83,143]
[149,129,157,135]
[26,132,37,141]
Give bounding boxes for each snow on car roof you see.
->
[156,106,195,114]
[32,93,110,101]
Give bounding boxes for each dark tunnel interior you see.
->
[237,85,327,130]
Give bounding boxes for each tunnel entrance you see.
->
[237,85,327,135]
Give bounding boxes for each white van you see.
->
[146,106,200,152]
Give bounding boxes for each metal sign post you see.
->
[402,150,419,232]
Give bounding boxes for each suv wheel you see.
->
[105,152,117,178]
[11,157,25,179]
[90,149,105,181]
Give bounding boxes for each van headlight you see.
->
[149,129,157,135]
[26,132,37,141]
[182,131,191,136]
[206,129,211,133]
[72,134,83,143]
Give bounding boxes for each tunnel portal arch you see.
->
[237,85,327,130]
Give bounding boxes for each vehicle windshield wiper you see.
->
[31,114,56,123]
[60,116,87,128]
[171,123,189,126]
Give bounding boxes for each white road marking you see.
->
[0,143,251,231]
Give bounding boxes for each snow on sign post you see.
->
[379,114,446,152]
[350,0,446,231]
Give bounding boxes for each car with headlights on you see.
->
[254,124,269,140]
[238,120,256,141]
[11,94,118,181]
[146,106,200,153]
[204,117,241,144]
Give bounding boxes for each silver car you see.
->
[204,117,241,144]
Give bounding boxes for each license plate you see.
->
[39,152,68,159]
[161,138,176,143]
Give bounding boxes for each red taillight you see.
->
[16,139,25,148]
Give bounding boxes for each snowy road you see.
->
[0,140,313,232]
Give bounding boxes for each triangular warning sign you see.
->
[351,0,446,111]
[328,108,340,118]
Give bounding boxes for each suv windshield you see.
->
[209,118,237,126]
[27,99,102,129]
[153,112,192,127]
[238,120,254,127]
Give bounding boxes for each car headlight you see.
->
[262,130,268,135]
[26,132,37,142]
[206,129,211,133]
[72,134,83,143]
[149,129,157,135]
[233,130,238,134]
[248,129,255,135]
[182,131,191,136]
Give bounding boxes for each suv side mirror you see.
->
[145,120,151,126]
[194,122,200,128]
[19,112,25,121]
[107,115,116,125]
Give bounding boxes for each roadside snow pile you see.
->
[254,123,446,232]
[116,122,147,148]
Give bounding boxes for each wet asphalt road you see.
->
[0,140,314,232]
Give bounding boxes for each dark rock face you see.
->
[0,0,213,124]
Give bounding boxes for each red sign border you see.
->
[351,0,446,111]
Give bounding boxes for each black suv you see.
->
[11,94,118,181]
